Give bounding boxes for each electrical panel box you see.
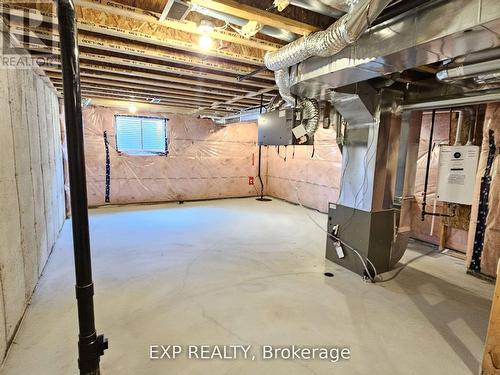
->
[436,145,480,205]
[258,109,314,146]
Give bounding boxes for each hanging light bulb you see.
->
[199,34,213,50]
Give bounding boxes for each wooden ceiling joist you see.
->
[193,86,276,113]
[9,23,273,81]
[2,2,284,114]
[52,81,255,109]
[82,97,232,116]
[81,97,194,114]
[74,0,282,51]
[189,0,320,36]
[48,74,258,106]
[42,64,276,98]
[18,38,274,92]
[47,74,262,104]
[3,5,272,68]
[72,92,236,115]
[47,73,237,99]
[54,84,247,109]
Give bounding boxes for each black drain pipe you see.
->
[421,109,436,221]
[420,109,456,220]
[56,1,108,374]
[256,94,271,202]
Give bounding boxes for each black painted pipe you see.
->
[257,94,265,199]
[421,109,436,221]
[56,1,108,373]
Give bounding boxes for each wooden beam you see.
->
[82,97,231,117]
[193,86,275,113]
[63,88,233,112]
[7,20,272,79]
[52,81,254,108]
[77,93,236,115]
[15,35,274,89]
[48,74,261,103]
[74,0,281,51]
[42,63,277,97]
[73,86,245,109]
[4,4,275,71]
[190,0,319,36]
[482,262,500,375]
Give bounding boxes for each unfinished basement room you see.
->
[1,0,500,374]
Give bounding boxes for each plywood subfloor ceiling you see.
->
[1,0,334,116]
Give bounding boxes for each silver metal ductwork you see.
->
[437,59,500,82]
[264,0,392,106]
[437,48,500,86]
[475,72,500,85]
[290,0,500,98]
[326,84,413,274]
[289,0,347,17]
[316,0,354,12]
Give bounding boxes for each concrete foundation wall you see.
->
[0,69,65,359]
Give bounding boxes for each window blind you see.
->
[115,116,167,155]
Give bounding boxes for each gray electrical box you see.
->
[258,109,294,145]
[326,203,396,277]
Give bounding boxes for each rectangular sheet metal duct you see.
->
[290,0,500,97]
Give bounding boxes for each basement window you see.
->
[115,115,167,155]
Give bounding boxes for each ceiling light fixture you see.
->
[199,34,213,50]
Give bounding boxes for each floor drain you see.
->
[324,272,334,277]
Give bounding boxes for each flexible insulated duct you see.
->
[300,98,320,136]
[264,0,392,105]
[274,68,295,106]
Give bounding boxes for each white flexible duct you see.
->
[264,0,392,106]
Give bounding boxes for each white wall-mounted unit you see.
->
[436,145,480,205]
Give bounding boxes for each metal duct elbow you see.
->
[300,98,320,136]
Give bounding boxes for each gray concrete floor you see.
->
[1,198,494,375]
